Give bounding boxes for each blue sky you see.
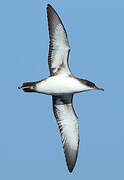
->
[0,0,124,179]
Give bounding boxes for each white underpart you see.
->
[36,75,92,95]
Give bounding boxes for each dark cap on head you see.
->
[78,78,104,91]
[85,80,96,88]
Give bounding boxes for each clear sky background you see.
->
[0,0,124,179]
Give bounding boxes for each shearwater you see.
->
[18,4,104,173]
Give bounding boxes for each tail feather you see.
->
[22,82,36,87]
[18,81,37,93]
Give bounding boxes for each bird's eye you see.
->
[86,81,95,87]
[92,83,96,87]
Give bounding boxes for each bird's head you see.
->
[85,80,104,91]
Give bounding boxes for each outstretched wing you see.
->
[47,4,71,76]
[52,95,79,173]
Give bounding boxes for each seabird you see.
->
[19,4,104,173]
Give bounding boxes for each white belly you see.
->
[36,75,90,95]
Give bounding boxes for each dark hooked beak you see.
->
[95,86,104,91]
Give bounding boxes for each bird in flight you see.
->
[19,4,104,173]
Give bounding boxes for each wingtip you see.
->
[64,146,79,174]
[68,166,74,173]
[47,4,53,9]
[47,4,56,13]
[66,159,76,173]
[47,3,50,7]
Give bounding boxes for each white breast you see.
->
[36,75,90,95]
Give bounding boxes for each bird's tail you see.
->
[18,82,37,93]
